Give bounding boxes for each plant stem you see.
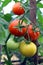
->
[19,9,29,20]
[5,33,11,43]
[30,0,38,65]
[34,50,38,65]
[3,33,13,65]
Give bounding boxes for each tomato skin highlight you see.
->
[12,2,25,15]
[8,19,27,37]
[19,41,37,57]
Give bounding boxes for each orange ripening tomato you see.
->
[12,2,25,15]
[8,19,27,37]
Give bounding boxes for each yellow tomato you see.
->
[19,41,37,57]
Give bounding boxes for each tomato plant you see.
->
[0,0,43,65]
[12,2,25,15]
[19,41,37,57]
[8,19,27,37]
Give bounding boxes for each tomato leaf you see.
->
[0,17,9,25]
[13,0,18,2]
[0,17,9,45]
[38,36,43,44]
[0,7,2,11]
[0,24,6,45]
[37,3,43,8]
[2,0,11,7]
[2,14,12,22]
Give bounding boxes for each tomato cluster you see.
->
[9,21,40,41]
[8,2,40,57]
[8,21,40,57]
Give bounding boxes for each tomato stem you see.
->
[19,9,29,20]
[3,33,13,65]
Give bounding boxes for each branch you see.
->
[33,40,40,47]
[30,0,39,65]
[19,9,29,20]
[5,33,11,43]
[30,0,36,26]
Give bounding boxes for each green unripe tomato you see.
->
[7,38,19,50]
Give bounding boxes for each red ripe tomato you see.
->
[12,2,25,15]
[24,24,40,41]
[28,25,40,41]
[8,19,27,37]
[35,28,40,39]
[30,32,38,41]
